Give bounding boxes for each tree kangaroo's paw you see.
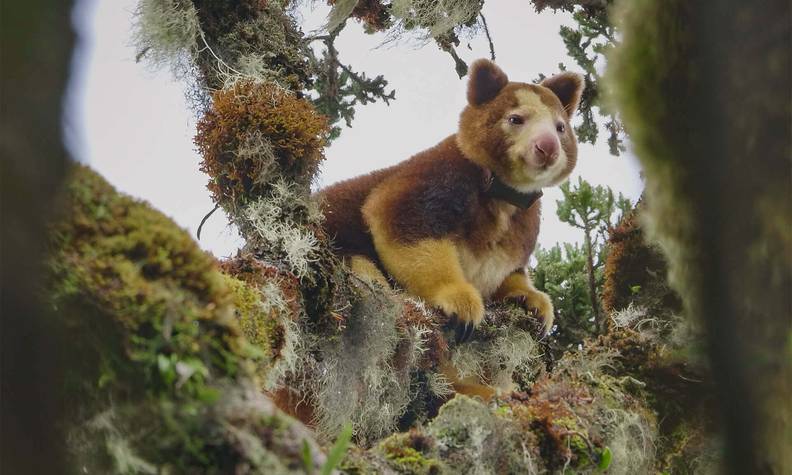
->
[433,283,485,344]
[508,290,555,336]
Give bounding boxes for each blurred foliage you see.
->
[48,165,332,473]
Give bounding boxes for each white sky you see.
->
[66,0,644,259]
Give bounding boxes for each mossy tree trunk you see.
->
[0,0,75,472]
[610,0,791,472]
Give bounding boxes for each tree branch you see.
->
[479,13,496,61]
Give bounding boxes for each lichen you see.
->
[244,180,324,279]
[390,0,483,39]
[132,0,201,76]
[312,281,409,444]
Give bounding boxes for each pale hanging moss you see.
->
[314,283,408,444]
[600,408,656,475]
[132,0,201,76]
[610,302,648,329]
[426,371,455,398]
[325,0,360,32]
[390,0,482,39]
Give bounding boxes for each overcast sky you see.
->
[67,0,644,259]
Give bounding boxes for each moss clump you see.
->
[220,253,303,364]
[375,431,444,474]
[328,0,392,32]
[602,203,682,321]
[49,165,327,473]
[195,80,329,209]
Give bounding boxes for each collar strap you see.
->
[484,173,543,209]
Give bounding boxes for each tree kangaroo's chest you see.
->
[455,206,530,298]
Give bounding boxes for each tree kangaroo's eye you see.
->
[507,115,524,125]
[556,122,566,133]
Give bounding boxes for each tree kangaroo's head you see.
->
[457,59,585,192]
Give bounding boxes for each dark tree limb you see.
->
[479,13,496,61]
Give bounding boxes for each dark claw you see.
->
[462,322,475,342]
[443,313,458,332]
[455,319,466,342]
[456,321,475,343]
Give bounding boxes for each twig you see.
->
[197,204,220,240]
[479,13,496,61]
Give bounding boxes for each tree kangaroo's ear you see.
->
[541,72,585,118]
[467,59,509,106]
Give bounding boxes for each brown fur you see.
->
[318,60,584,336]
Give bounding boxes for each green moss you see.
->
[607,0,792,470]
[49,165,324,473]
[376,432,443,474]
[222,273,282,365]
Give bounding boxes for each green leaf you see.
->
[301,440,314,474]
[321,423,353,475]
[158,354,176,386]
[194,385,220,403]
[598,446,613,471]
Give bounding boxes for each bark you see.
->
[583,224,601,331]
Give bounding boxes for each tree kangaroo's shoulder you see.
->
[362,137,484,242]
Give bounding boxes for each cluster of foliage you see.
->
[532,177,631,349]
[133,0,396,136]
[327,0,486,76]
[134,0,626,147]
[308,25,396,141]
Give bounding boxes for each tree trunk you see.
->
[610,0,791,471]
[583,224,601,331]
[0,0,75,472]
